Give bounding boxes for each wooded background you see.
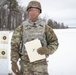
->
[0,0,68,30]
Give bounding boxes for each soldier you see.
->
[11,1,59,75]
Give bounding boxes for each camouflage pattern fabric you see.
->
[11,25,22,62]
[19,60,49,75]
[26,1,42,13]
[11,19,59,75]
[21,19,47,57]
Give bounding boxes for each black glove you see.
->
[37,46,49,55]
[11,61,20,75]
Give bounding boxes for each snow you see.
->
[0,29,76,75]
[47,29,76,75]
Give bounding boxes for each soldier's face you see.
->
[28,8,40,21]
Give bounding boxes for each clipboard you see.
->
[24,38,46,62]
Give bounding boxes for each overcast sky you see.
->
[17,0,76,27]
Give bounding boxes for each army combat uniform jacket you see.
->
[11,19,59,75]
[11,20,58,62]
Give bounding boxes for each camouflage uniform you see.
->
[11,1,59,75]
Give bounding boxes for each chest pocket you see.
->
[23,24,45,43]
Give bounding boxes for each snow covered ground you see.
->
[47,29,76,75]
[0,29,76,75]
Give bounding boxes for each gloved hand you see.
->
[37,46,49,55]
[11,61,20,75]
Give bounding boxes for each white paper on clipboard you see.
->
[24,38,46,62]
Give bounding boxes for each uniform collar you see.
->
[27,18,40,25]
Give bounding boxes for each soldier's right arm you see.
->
[11,25,23,63]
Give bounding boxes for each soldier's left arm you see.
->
[45,25,59,55]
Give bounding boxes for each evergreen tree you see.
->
[6,0,19,30]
